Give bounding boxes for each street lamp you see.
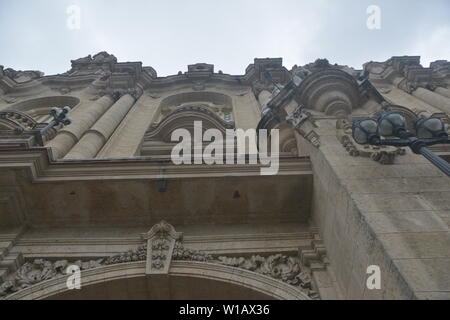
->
[40,106,72,136]
[352,112,450,177]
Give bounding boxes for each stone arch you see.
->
[379,104,420,132]
[0,111,38,131]
[4,261,310,300]
[273,123,298,155]
[256,112,300,155]
[157,91,234,124]
[145,105,235,143]
[5,96,80,122]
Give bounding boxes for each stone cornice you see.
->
[365,56,450,92]
[13,231,317,258]
[0,147,312,182]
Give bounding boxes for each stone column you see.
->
[65,94,136,159]
[383,87,441,114]
[46,95,115,159]
[435,86,450,99]
[96,95,160,158]
[412,87,450,114]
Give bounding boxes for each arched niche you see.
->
[141,92,236,156]
[295,69,361,117]
[274,123,298,155]
[379,104,421,133]
[4,261,310,300]
[145,105,235,143]
[256,112,299,156]
[5,96,80,123]
[157,91,234,123]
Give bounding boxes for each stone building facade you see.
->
[0,53,449,300]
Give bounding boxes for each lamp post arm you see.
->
[421,138,450,147]
[376,139,411,147]
[40,120,58,136]
[418,147,450,177]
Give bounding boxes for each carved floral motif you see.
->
[0,259,102,297]
[286,105,320,148]
[0,222,320,300]
[172,241,213,262]
[172,242,319,299]
[102,246,147,265]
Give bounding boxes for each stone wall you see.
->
[300,119,450,299]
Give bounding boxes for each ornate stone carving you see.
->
[102,245,147,265]
[248,58,290,97]
[398,79,418,94]
[68,52,118,76]
[337,119,406,164]
[97,87,141,100]
[2,68,43,83]
[0,259,102,297]
[294,67,361,116]
[142,221,182,274]
[219,254,317,297]
[303,58,332,73]
[144,104,235,144]
[0,111,38,131]
[172,241,213,262]
[172,241,319,299]
[191,80,206,91]
[286,105,320,148]
[71,52,117,66]
[0,222,322,300]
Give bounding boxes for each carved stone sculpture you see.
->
[142,220,182,274]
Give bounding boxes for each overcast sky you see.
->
[0,0,449,76]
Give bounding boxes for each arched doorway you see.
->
[5,261,310,300]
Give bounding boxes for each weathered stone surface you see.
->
[1,53,449,300]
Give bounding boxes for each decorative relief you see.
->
[0,259,102,297]
[172,242,319,299]
[217,254,318,299]
[2,68,43,83]
[397,79,418,94]
[286,105,320,148]
[142,220,182,274]
[337,119,406,164]
[191,80,206,91]
[172,241,213,262]
[159,103,233,124]
[0,111,38,131]
[102,245,147,265]
[144,105,236,144]
[70,52,117,69]
[97,87,141,100]
[0,222,321,300]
